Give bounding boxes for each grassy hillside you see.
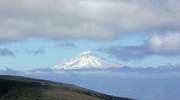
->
[0,75,132,100]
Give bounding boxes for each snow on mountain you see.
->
[51,51,120,70]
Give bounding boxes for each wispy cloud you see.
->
[0,48,15,56]
[26,48,45,55]
[55,41,77,48]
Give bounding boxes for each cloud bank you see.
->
[0,0,180,40]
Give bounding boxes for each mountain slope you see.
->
[0,75,132,100]
[52,51,119,70]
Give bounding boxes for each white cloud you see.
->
[0,0,180,40]
[148,32,180,54]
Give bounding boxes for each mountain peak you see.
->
[79,51,93,56]
[52,51,120,70]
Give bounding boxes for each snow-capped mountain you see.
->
[51,51,120,70]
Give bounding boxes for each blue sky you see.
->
[0,33,180,71]
[0,34,144,70]
[0,0,180,71]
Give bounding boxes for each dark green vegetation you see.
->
[0,75,132,100]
